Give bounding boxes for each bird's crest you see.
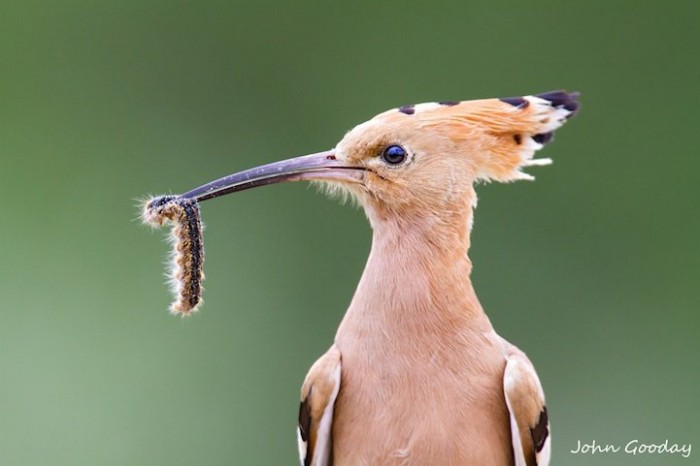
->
[368,91,579,182]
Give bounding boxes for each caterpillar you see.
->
[142,195,205,315]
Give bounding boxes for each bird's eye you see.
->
[381,145,407,165]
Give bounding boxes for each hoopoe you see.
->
[170,91,578,465]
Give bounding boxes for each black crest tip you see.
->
[535,90,580,114]
[532,132,554,145]
[499,96,529,109]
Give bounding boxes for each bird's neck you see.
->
[337,205,493,343]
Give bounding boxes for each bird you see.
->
[174,90,579,465]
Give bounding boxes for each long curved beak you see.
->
[180,150,363,202]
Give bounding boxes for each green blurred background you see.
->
[1,1,698,465]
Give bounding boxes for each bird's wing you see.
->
[298,345,342,466]
[502,341,551,466]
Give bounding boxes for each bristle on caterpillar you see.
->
[143,195,205,315]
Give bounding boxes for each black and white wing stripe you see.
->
[502,342,551,466]
[298,346,341,466]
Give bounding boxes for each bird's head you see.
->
[180,91,578,234]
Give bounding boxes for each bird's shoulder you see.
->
[298,345,342,466]
[498,337,551,466]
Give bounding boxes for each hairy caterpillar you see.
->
[142,195,204,315]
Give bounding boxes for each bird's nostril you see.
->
[327,154,336,160]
